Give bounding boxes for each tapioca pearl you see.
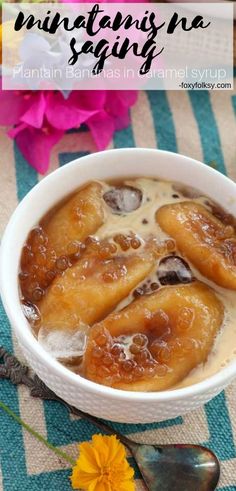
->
[133,365,145,378]
[27,279,40,292]
[56,256,70,271]
[108,242,118,254]
[150,340,171,363]
[102,353,113,366]
[169,338,185,359]
[36,252,47,267]
[92,346,104,358]
[155,243,168,256]
[114,234,130,251]
[220,239,236,264]
[121,359,135,372]
[133,334,148,348]
[38,244,47,253]
[102,264,127,283]
[145,365,156,377]
[217,225,235,240]
[67,240,82,255]
[177,307,195,331]
[131,237,141,249]
[113,234,124,245]
[155,364,169,377]
[133,287,145,298]
[181,337,200,353]
[45,270,57,281]
[85,236,98,246]
[98,366,111,378]
[130,343,142,355]
[19,271,30,282]
[151,309,169,329]
[135,348,150,364]
[32,287,45,302]
[98,244,112,258]
[31,226,47,244]
[123,372,133,382]
[110,344,123,357]
[109,363,119,374]
[94,330,109,347]
[166,239,176,253]
[145,357,156,368]
[150,282,159,291]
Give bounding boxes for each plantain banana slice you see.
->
[156,201,236,289]
[83,282,224,391]
[20,182,105,302]
[39,241,159,331]
[42,181,105,256]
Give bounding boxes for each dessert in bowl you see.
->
[1,148,236,423]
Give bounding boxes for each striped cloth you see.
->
[0,84,236,491]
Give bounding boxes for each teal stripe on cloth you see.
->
[205,392,235,461]
[113,122,135,147]
[14,142,38,201]
[147,91,177,152]
[188,91,227,175]
[58,151,90,167]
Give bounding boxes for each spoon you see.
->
[0,346,220,491]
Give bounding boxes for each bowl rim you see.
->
[1,147,236,402]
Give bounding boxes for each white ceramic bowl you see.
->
[1,148,236,423]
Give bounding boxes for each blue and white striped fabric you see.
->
[0,83,236,491]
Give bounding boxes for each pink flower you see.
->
[0,87,138,173]
[0,0,146,173]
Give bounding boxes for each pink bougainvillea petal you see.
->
[105,90,138,116]
[20,92,46,129]
[8,122,28,138]
[45,91,99,130]
[0,90,32,126]
[12,124,64,173]
[73,91,107,110]
[113,110,131,131]
[118,90,138,107]
[87,111,115,150]
[0,83,139,173]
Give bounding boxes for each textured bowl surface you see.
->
[1,148,236,423]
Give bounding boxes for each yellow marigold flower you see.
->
[71,434,135,491]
